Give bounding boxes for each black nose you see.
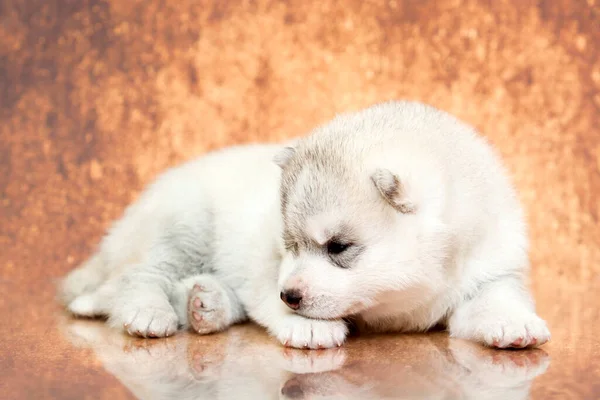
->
[280,289,303,310]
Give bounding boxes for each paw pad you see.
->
[187,281,229,335]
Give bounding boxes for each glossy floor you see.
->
[1,274,599,400]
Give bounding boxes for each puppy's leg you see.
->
[171,274,247,335]
[448,276,550,348]
[108,226,210,338]
[108,266,179,338]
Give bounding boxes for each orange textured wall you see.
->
[1,0,599,305]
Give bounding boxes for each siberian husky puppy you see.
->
[60,101,550,349]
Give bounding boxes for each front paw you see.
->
[111,305,179,338]
[275,315,348,349]
[450,310,551,349]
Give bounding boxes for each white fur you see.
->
[60,142,345,347]
[60,101,549,350]
[277,101,549,348]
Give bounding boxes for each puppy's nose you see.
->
[280,289,303,310]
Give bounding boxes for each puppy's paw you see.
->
[187,281,231,335]
[276,315,348,349]
[450,310,550,349]
[113,305,179,338]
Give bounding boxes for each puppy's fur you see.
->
[60,101,550,349]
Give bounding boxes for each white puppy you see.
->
[60,101,550,349]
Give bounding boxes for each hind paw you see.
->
[187,280,231,335]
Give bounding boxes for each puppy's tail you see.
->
[58,252,106,307]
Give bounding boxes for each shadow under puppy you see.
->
[60,100,550,349]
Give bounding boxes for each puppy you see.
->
[60,101,550,349]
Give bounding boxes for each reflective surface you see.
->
[1,274,600,399]
[58,321,549,400]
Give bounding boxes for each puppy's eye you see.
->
[326,240,351,255]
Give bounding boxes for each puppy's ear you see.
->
[371,168,416,214]
[273,146,296,169]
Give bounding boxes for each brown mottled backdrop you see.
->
[0,0,599,398]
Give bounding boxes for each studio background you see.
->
[1,1,598,398]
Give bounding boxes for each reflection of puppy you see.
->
[279,336,550,400]
[61,320,345,400]
[61,319,549,400]
[62,319,228,400]
[60,101,549,350]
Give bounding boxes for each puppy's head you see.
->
[274,137,449,320]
